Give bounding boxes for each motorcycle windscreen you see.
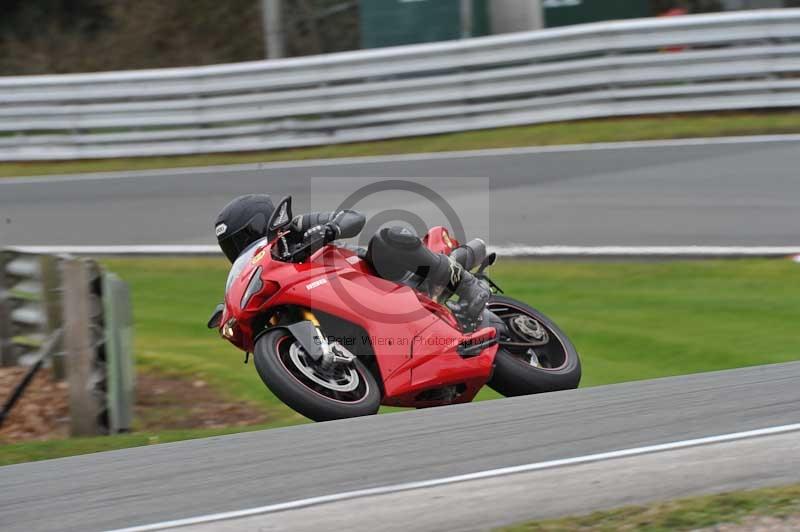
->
[225,237,269,292]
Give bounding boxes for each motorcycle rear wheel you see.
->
[487,295,581,397]
[254,329,381,422]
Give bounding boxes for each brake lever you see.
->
[477,273,503,294]
[288,241,313,262]
[289,236,325,263]
[475,252,503,293]
[476,252,497,276]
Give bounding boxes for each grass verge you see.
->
[3,112,800,177]
[496,483,800,532]
[1,257,798,465]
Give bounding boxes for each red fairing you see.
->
[423,226,459,255]
[220,226,497,409]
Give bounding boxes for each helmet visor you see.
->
[219,224,263,263]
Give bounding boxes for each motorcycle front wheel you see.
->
[253,328,381,422]
[487,295,581,397]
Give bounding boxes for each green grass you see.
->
[496,483,800,532]
[2,257,798,465]
[3,112,800,177]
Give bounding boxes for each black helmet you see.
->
[215,194,274,262]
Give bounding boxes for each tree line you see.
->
[0,0,359,75]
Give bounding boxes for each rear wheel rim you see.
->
[487,301,569,371]
[276,336,370,404]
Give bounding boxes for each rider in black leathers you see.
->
[215,194,490,327]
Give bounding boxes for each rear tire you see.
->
[254,329,381,422]
[487,296,581,397]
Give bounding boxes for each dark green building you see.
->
[359,0,490,49]
[543,0,650,28]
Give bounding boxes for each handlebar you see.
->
[274,224,334,263]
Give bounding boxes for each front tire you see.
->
[487,296,581,397]
[254,329,381,422]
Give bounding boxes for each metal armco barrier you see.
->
[0,251,135,436]
[0,251,61,368]
[1,9,799,160]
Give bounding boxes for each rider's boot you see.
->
[367,226,492,330]
[440,259,491,331]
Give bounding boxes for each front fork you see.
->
[299,309,355,366]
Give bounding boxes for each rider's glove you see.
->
[292,215,339,244]
[303,224,328,250]
[323,222,339,242]
[288,225,327,262]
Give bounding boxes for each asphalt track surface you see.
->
[2,362,799,532]
[2,136,800,248]
[190,431,800,532]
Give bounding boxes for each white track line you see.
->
[4,134,800,185]
[108,422,800,532]
[11,244,800,257]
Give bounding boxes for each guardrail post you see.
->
[40,254,65,379]
[461,0,473,39]
[62,257,135,436]
[62,258,106,436]
[262,0,285,59]
[103,272,135,433]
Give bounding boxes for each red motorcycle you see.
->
[209,197,581,421]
